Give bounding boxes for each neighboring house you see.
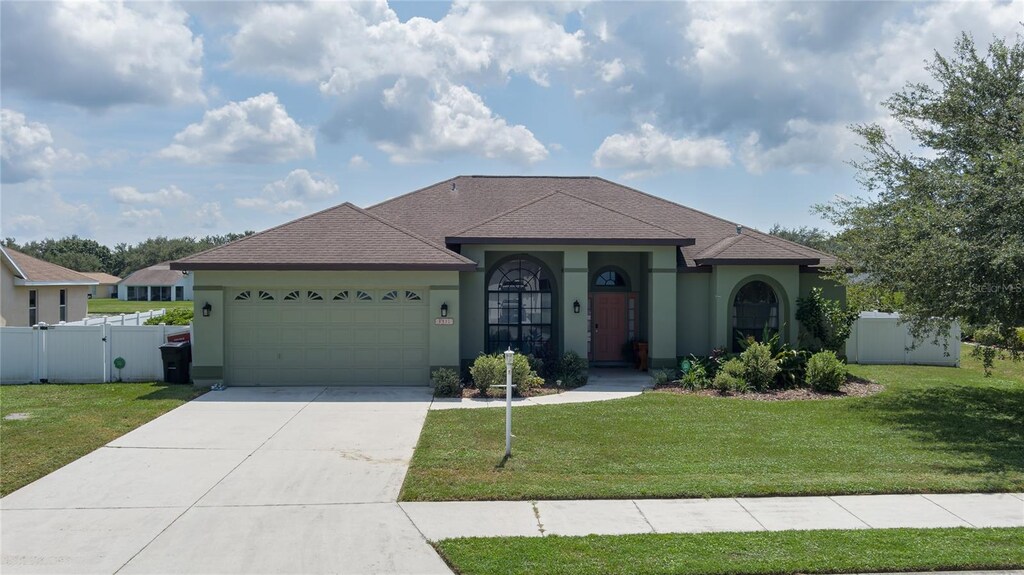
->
[82,272,121,298]
[0,246,97,327]
[117,262,194,302]
[173,176,844,387]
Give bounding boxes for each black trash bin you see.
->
[159,342,192,384]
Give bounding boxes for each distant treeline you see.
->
[2,233,254,278]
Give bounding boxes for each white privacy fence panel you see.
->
[0,328,37,383]
[62,309,166,326]
[846,312,960,366]
[0,324,190,384]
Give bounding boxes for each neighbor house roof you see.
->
[0,246,99,286]
[81,272,122,285]
[120,263,188,286]
[171,202,476,271]
[369,176,837,269]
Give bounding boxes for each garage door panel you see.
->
[329,330,355,345]
[329,309,354,322]
[404,308,428,322]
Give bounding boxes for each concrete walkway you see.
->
[430,368,651,410]
[401,493,1024,539]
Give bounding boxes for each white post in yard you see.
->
[504,347,515,458]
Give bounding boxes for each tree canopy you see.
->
[817,32,1024,337]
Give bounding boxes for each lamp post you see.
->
[504,346,515,457]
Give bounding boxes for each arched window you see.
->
[732,280,779,351]
[487,258,553,355]
[594,270,626,288]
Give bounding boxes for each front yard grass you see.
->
[87,299,193,315]
[401,344,1023,501]
[0,383,203,496]
[435,527,1024,575]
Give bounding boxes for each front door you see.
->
[592,292,627,361]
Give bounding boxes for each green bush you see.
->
[518,374,545,396]
[554,351,588,387]
[469,354,505,393]
[739,342,780,391]
[678,359,711,390]
[431,368,462,397]
[776,349,810,388]
[652,369,675,386]
[144,308,193,325]
[713,358,749,393]
[806,350,847,392]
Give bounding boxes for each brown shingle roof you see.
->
[120,263,187,286]
[0,246,98,284]
[447,190,692,245]
[368,176,836,268]
[172,202,476,271]
[81,272,122,285]
[695,232,820,265]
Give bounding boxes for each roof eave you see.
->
[14,279,99,286]
[696,258,821,266]
[170,261,476,272]
[447,237,696,247]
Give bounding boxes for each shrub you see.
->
[525,354,546,381]
[554,351,588,387]
[739,342,780,391]
[518,374,545,396]
[806,350,847,392]
[145,308,193,325]
[776,349,810,388]
[431,368,461,397]
[678,360,710,390]
[796,287,858,352]
[469,354,505,393]
[713,358,749,393]
[651,369,675,386]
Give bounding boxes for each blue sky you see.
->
[1,1,1020,246]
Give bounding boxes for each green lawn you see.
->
[87,299,193,314]
[0,383,203,496]
[402,344,1024,501]
[436,528,1024,575]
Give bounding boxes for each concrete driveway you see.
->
[1,386,452,575]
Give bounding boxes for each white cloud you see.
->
[593,123,732,178]
[235,169,338,214]
[109,185,190,206]
[159,93,315,164]
[348,155,369,169]
[118,207,163,227]
[599,58,625,83]
[375,81,548,164]
[194,202,224,229]
[1,1,204,108]
[739,120,859,174]
[1,109,87,183]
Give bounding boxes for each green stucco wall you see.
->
[676,272,711,356]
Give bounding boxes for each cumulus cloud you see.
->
[1,109,87,184]
[118,208,163,227]
[194,202,224,229]
[599,58,625,83]
[348,155,369,169]
[235,169,338,214]
[109,184,191,206]
[1,1,204,108]
[593,123,732,178]
[739,120,859,174]
[159,93,315,164]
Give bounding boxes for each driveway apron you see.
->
[1,386,451,575]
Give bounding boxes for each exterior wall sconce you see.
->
[573,299,581,314]
[202,302,212,317]
[440,302,449,317]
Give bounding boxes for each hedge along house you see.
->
[173,176,842,388]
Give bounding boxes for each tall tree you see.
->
[767,224,839,254]
[817,32,1024,347]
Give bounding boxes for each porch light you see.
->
[440,302,449,317]
[201,302,212,317]
[573,299,581,314]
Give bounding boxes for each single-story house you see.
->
[173,176,843,387]
[118,262,193,302]
[82,272,121,298]
[1,246,97,326]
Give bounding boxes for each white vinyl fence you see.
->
[846,312,960,366]
[61,308,166,326]
[0,324,190,384]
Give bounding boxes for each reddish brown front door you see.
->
[592,292,628,361]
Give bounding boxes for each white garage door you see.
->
[225,288,429,386]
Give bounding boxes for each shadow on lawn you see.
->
[138,384,205,402]
[861,384,1024,476]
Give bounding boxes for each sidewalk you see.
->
[401,492,1024,540]
[430,368,650,410]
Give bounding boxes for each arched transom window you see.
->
[732,280,779,350]
[487,258,553,355]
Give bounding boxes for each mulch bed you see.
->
[654,376,883,401]
[458,385,566,399]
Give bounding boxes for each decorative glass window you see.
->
[284,290,301,301]
[59,289,67,322]
[382,290,399,301]
[356,290,372,301]
[595,270,626,287]
[258,290,274,301]
[333,290,349,301]
[307,291,323,301]
[732,280,779,351]
[235,290,251,301]
[405,290,421,301]
[487,258,553,356]
[628,294,636,340]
